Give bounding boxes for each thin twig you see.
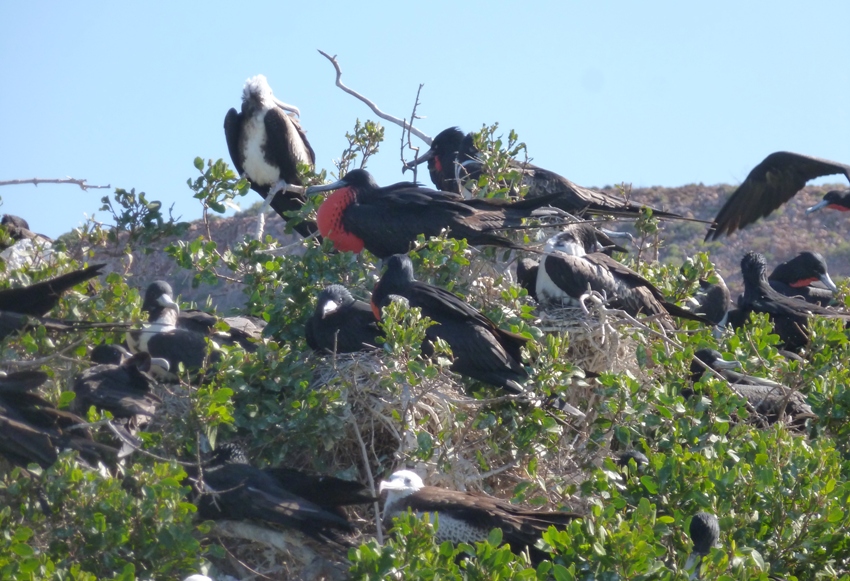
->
[349,416,383,544]
[0,178,111,191]
[3,339,88,369]
[317,50,431,144]
[401,84,426,181]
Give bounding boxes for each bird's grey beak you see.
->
[599,228,635,244]
[806,199,829,214]
[157,295,180,313]
[321,300,340,319]
[820,273,838,292]
[273,97,300,117]
[403,149,435,172]
[711,358,741,370]
[305,178,347,196]
[150,357,171,372]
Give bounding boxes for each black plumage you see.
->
[305,285,381,353]
[308,168,564,258]
[0,263,104,316]
[372,255,529,393]
[406,127,683,219]
[380,469,580,565]
[706,151,850,240]
[768,252,837,307]
[224,74,318,238]
[686,511,719,575]
[684,273,731,327]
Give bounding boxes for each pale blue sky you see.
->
[2,2,848,238]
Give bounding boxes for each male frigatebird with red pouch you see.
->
[306,169,563,258]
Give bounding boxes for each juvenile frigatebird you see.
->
[305,284,381,354]
[380,469,580,564]
[306,169,564,258]
[140,281,265,352]
[768,252,837,307]
[72,345,162,455]
[535,231,708,329]
[372,255,529,393]
[0,370,117,468]
[685,512,719,577]
[684,273,732,327]
[690,348,816,431]
[224,74,317,239]
[732,252,848,353]
[186,443,369,543]
[705,151,850,240]
[405,127,683,218]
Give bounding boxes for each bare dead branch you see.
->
[0,178,111,191]
[317,50,432,144]
[401,84,426,181]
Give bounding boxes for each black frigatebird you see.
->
[535,231,708,329]
[733,252,848,353]
[705,151,850,240]
[305,284,381,354]
[690,348,816,431]
[224,74,317,239]
[72,344,162,454]
[405,127,683,219]
[371,254,529,393]
[140,281,265,352]
[379,469,580,564]
[768,252,837,307]
[0,215,52,250]
[685,512,719,577]
[306,169,564,258]
[681,272,731,328]
[0,370,117,468]
[0,263,105,317]
[186,443,364,543]
[806,189,850,214]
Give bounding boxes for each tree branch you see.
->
[0,178,111,191]
[317,50,432,144]
[401,84,426,181]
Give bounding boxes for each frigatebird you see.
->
[305,284,381,353]
[140,281,265,352]
[0,263,105,317]
[768,252,837,307]
[72,344,162,454]
[306,169,564,258]
[185,443,365,543]
[705,151,850,240]
[0,370,116,468]
[686,274,732,327]
[733,252,848,353]
[690,348,816,430]
[806,189,850,214]
[372,255,529,393]
[685,512,719,577]
[224,74,317,238]
[405,127,683,218]
[0,215,51,250]
[535,231,708,329]
[380,469,580,564]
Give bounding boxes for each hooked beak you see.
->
[378,479,405,493]
[321,300,340,319]
[273,97,301,117]
[157,294,180,313]
[403,149,435,172]
[711,358,741,370]
[150,357,171,372]
[806,199,829,214]
[305,178,348,196]
[599,228,635,244]
[820,272,839,292]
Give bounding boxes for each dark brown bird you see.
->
[0,263,105,317]
[405,127,684,219]
[768,252,837,307]
[380,469,580,564]
[308,168,564,258]
[305,284,381,353]
[224,74,317,238]
[705,152,850,240]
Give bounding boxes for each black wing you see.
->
[0,263,105,316]
[263,108,315,184]
[223,108,244,175]
[707,152,850,240]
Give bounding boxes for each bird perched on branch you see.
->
[685,512,719,578]
[372,255,530,393]
[380,469,580,564]
[224,74,317,239]
[705,151,850,240]
[768,252,837,307]
[307,169,564,258]
[405,127,684,219]
[305,284,381,354]
[535,231,709,329]
[689,348,816,431]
